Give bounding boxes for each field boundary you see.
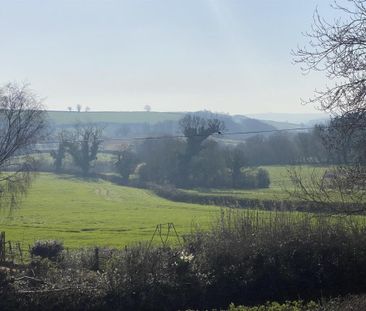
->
[96,173,366,214]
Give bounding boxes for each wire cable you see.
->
[32,121,366,145]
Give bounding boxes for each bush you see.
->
[320,295,366,311]
[10,258,106,310]
[0,269,19,311]
[105,244,201,311]
[227,301,319,311]
[256,168,270,188]
[5,212,366,310]
[185,210,366,308]
[226,295,366,311]
[237,168,270,189]
[30,240,64,260]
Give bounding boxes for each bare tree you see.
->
[76,104,82,113]
[287,166,366,213]
[292,0,366,212]
[294,0,366,115]
[0,83,46,207]
[144,105,151,112]
[179,114,225,157]
[177,114,225,187]
[63,123,103,176]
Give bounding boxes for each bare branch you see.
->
[0,83,46,208]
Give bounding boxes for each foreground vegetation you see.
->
[2,211,366,310]
[227,296,366,311]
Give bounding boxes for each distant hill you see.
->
[232,115,303,131]
[256,120,304,130]
[46,110,277,139]
[47,111,183,125]
[246,113,329,125]
[46,110,322,141]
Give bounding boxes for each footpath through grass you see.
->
[0,173,222,248]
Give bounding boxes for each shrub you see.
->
[0,269,19,311]
[185,210,366,308]
[256,168,270,188]
[227,300,319,311]
[30,240,64,260]
[237,168,270,189]
[320,295,366,311]
[226,295,366,311]
[11,258,106,310]
[59,247,116,271]
[5,211,366,310]
[105,244,201,311]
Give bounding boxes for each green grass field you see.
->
[0,173,223,248]
[0,166,341,249]
[46,111,303,130]
[182,165,328,201]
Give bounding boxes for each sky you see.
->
[0,0,339,114]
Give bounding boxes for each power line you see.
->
[32,122,366,145]
[37,126,311,145]
[106,126,312,142]
[32,127,310,146]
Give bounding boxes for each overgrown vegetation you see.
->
[2,211,366,310]
[227,296,366,311]
[30,240,64,261]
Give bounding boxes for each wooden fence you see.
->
[0,232,32,265]
[0,224,181,268]
[0,233,108,270]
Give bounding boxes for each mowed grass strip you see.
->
[0,173,221,248]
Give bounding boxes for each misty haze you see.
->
[1,1,366,310]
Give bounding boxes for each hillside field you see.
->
[46,110,298,130]
[0,166,338,249]
[182,165,328,201]
[47,111,184,125]
[0,173,223,248]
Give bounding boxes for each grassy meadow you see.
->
[0,166,342,249]
[0,173,223,248]
[182,165,328,201]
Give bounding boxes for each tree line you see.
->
[47,110,366,192]
[50,114,269,189]
[1,82,364,197]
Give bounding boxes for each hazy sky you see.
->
[0,0,338,114]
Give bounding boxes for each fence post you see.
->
[8,241,13,262]
[29,244,33,260]
[94,247,99,271]
[0,232,5,263]
[17,242,23,264]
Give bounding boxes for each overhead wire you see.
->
[32,121,366,145]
